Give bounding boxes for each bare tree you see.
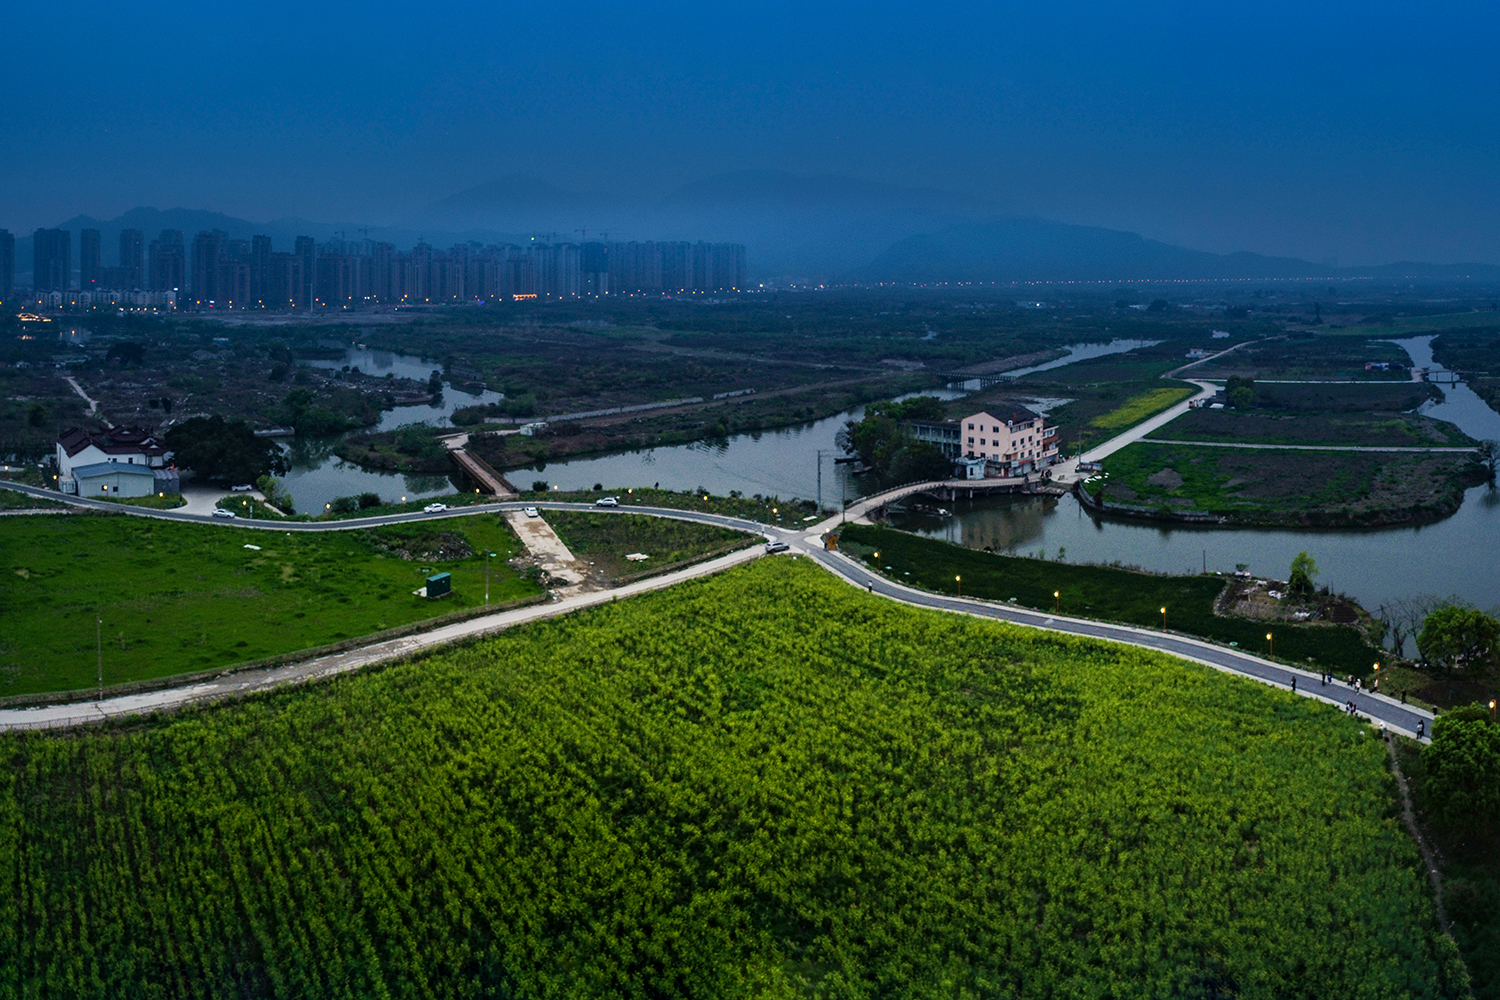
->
[1377,594,1470,659]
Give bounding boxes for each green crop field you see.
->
[1088,386,1193,431]
[842,523,1383,673]
[1153,408,1475,448]
[0,558,1467,997]
[0,513,539,697]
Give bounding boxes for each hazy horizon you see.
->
[3,1,1497,267]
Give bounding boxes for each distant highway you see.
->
[0,479,1433,739]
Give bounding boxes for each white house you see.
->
[57,427,176,495]
[959,406,1060,476]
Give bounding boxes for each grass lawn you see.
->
[0,558,1464,997]
[1152,407,1475,448]
[841,523,1384,673]
[1098,441,1482,526]
[1193,335,1414,380]
[105,493,188,510]
[0,512,540,697]
[0,487,65,510]
[521,486,824,524]
[547,510,756,583]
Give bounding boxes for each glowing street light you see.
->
[1266,632,1274,658]
[955,574,962,598]
[1161,606,1167,629]
[1054,590,1060,613]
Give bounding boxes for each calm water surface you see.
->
[894,335,1500,612]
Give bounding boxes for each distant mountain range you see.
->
[15,172,1500,285]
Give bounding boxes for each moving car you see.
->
[523,506,540,518]
[423,502,449,513]
[211,508,237,519]
[764,540,790,553]
[594,496,619,507]
[230,484,254,493]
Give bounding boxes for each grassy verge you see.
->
[0,513,540,695]
[522,486,823,525]
[0,558,1460,997]
[547,510,756,584]
[1397,737,1500,998]
[104,493,189,510]
[841,523,1384,673]
[0,486,65,510]
[216,494,289,519]
[1098,441,1483,526]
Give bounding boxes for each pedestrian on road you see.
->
[1417,720,1425,739]
[1290,676,1297,693]
[1401,690,1407,704]
[867,582,873,593]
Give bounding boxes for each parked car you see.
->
[230,483,254,493]
[764,540,790,553]
[211,508,237,519]
[594,496,619,507]
[523,506,540,518]
[423,502,449,513]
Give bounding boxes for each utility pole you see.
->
[96,615,103,701]
[486,551,495,605]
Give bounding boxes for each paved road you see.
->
[0,478,1432,739]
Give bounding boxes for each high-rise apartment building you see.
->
[0,229,14,301]
[294,236,315,308]
[190,230,227,303]
[33,228,71,292]
[250,235,273,304]
[119,229,144,288]
[149,230,186,291]
[79,229,101,289]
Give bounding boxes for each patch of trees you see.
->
[166,415,288,485]
[836,396,953,482]
[1226,375,1256,409]
[1424,705,1500,832]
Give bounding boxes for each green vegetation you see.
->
[335,422,453,474]
[0,558,1463,997]
[548,510,755,583]
[215,494,289,519]
[841,523,1383,672]
[0,513,539,696]
[1195,334,1413,380]
[522,486,824,525]
[1399,716,1500,998]
[1088,386,1193,431]
[1154,407,1474,448]
[1433,328,1500,418]
[836,395,953,481]
[103,492,186,510]
[0,487,65,511]
[1098,440,1483,526]
[1419,608,1500,675]
[166,414,289,484]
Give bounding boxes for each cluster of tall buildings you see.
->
[0,226,747,311]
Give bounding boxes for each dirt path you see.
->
[64,376,109,426]
[504,510,589,590]
[1385,734,1453,934]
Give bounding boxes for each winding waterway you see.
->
[892,336,1500,613]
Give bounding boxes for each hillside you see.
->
[0,558,1464,997]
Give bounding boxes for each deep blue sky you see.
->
[2,0,1496,265]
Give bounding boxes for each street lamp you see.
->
[1266,632,1274,658]
[1373,662,1380,691]
[1054,590,1060,613]
[486,551,496,604]
[1161,606,1167,629]
[955,574,961,598]
[1491,699,1497,722]
[96,615,103,701]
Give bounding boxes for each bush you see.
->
[1425,710,1500,831]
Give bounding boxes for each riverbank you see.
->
[839,522,1386,673]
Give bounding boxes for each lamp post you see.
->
[955,574,962,598]
[486,551,496,604]
[1161,606,1167,629]
[96,615,103,701]
[1266,632,1274,659]
[1491,699,1497,722]
[1373,662,1380,691]
[1054,590,1060,613]
[872,551,880,572]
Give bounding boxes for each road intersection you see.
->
[0,479,1431,740]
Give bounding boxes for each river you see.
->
[891,335,1500,613]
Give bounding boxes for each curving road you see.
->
[0,480,1433,739]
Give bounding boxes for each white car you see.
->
[594,496,619,507]
[230,484,254,492]
[211,508,237,519]
[524,506,540,518]
[764,540,790,553]
[423,502,449,513]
